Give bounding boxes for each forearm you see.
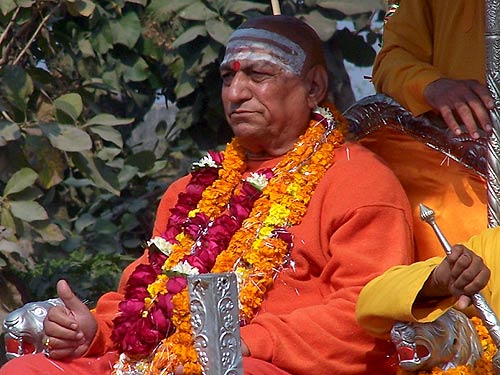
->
[373,0,443,115]
[356,257,455,338]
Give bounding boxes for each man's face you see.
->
[220,58,313,156]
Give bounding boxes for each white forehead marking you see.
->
[221,28,306,75]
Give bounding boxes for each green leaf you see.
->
[65,0,96,17]
[178,2,218,21]
[122,56,150,82]
[40,123,92,152]
[78,38,95,58]
[15,0,34,7]
[148,0,196,15]
[125,150,157,172]
[126,0,147,5]
[316,0,385,15]
[75,213,96,233]
[71,152,120,195]
[199,42,220,69]
[3,168,38,197]
[96,147,122,161]
[23,134,66,189]
[84,113,133,127]
[0,0,16,15]
[31,222,65,243]
[89,126,123,147]
[0,209,16,232]
[9,200,48,222]
[54,93,84,122]
[301,11,337,41]
[109,11,142,48]
[0,239,21,255]
[226,1,269,15]
[335,28,376,66]
[171,25,207,49]
[206,19,234,45]
[175,72,196,99]
[0,66,34,112]
[0,121,21,146]
[93,22,114,54]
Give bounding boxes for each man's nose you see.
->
[225,72,252,102]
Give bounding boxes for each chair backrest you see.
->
[345,94,487,261]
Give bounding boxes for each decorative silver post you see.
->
[187,272,243,375]
[419,203,500,373]
[485,0,500,227]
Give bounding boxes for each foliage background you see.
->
[0,0,386,311]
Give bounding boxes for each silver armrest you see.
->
[2,298,63,360]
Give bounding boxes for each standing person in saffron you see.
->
[0,15,414,375]
[373,0,493,139]
[358,0,490,261]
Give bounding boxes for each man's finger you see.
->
[56,279,87,314]
[455,295,472,310]
[439,106,462,136]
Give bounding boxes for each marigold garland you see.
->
[396,317,496,375]
[112,103,346,375]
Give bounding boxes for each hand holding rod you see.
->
[419,203,500,372]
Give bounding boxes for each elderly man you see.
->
[0,15,414,375]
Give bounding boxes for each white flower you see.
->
[313,106,333,122]
[171,260,200,276]
[147,237,173,256]
[246,172,269,190]
[192,154,219,169]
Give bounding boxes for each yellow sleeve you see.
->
[355,257,455,339]
[372,0,443,116]
[462,227,499,305]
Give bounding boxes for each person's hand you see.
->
[424,245,490,310]
[43,279,97,359]
[423,78,495,139]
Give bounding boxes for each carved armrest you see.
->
[390,309,486,372]
[2,298,63,360]
[344,94,487,178]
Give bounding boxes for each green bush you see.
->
[0,0,384,305]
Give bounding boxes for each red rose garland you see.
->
[112,103,347,375]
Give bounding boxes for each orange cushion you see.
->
[360,128,487,261]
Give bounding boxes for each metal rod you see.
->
[485,0,500,227]
[419,203,500,372]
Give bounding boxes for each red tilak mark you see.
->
[233,61,241,71]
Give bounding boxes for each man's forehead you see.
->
[221,28,306,75]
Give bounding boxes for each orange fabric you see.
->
[0,143,414,375]
[90,142,415,375]
[372,0,485,116]
[360,129,487,261]
[0,352,119,375]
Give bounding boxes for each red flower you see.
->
[167,276,187,294]
[208,150,224,164]
[126,265,157,289]
[157,293,174,318]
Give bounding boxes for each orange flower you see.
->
[113,104,346,374]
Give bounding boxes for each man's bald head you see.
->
[222,15,326,76]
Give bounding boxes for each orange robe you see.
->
[0,142,414,375]
[361,0,487,260]
[372,0,485,116]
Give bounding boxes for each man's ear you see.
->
[305,65,329,109]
